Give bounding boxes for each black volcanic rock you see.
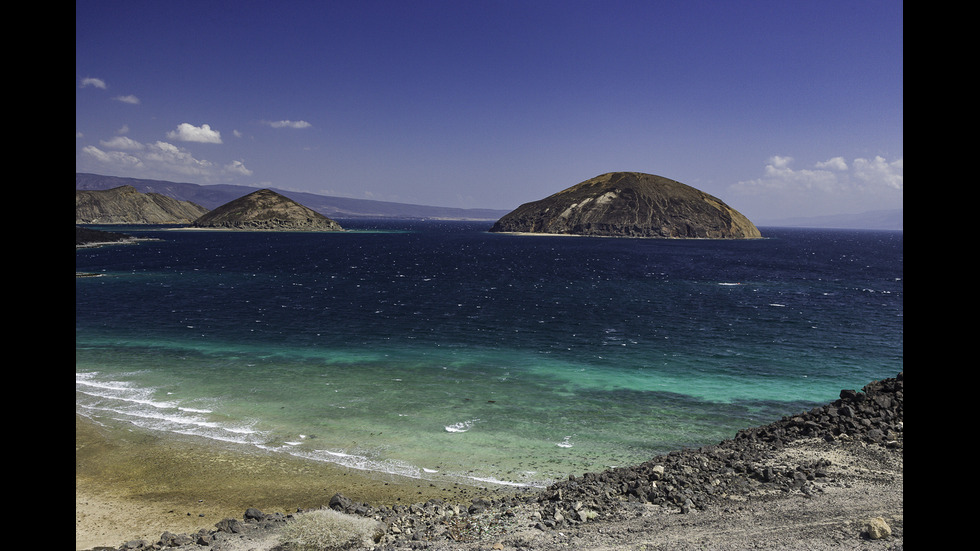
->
[192,188,344,231]
[75,226,134,246]
[490,172,761,239]
[76,185,209,224]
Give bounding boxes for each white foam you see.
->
[274,446,424,480]
[178,406,213,414]
[464,474,547,488]
[80,372,558,491]
[445,419,479,433]
[77,372,267,447]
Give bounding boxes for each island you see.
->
[489,172,761,239]
[76,185,209,225]
[192,188,344,231]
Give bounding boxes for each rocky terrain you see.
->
[82,373,902,550]
[76,185,209,224]
[191,188,344,231]
[490,172,761,239]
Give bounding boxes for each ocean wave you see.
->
[444,419,480,433]
[267,444,430,481]
[76,372,266,446]
[463,474,547,488]
[78,374,547,488]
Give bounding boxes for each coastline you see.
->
[77,373,903,550]
[75,415,513,550]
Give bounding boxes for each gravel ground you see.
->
[416,437,904,550]
[120,436,899,551]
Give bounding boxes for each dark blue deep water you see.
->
[76,221,902,487]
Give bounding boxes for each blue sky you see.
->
[76,0,902,222]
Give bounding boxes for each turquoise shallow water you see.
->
[76,221,903,487]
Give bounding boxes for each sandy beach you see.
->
[76,415,513,550]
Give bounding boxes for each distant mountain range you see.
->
[75,173,510,221]
[755,209,903,231]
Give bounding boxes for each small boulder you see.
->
[214,518,244,533]
[329,493,353,511]
[244,507,265,520]
[864,517,891,539]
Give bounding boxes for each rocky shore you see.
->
[80,373,903,550]
[76,226,137,248]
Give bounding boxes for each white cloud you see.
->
[81,146,143,169]
[729,155,904,218]
[113,94,141,105]
[99,136,144,150]
[734,155,903,195]
[814,157,848,171]
[852,156,903,190]
[224,160,253,176]
[142,141,215,174]
[736,156,843,194]
[80,77,107,89]
[166,123,223,143]
[82,140,212,177]
[265,120,312,129]
[81,137,253,182]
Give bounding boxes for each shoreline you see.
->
[77,373,903,550]
[75,415,514,550]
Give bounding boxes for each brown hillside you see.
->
[192,188,344,231]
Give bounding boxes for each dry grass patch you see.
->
[278,508,384,550]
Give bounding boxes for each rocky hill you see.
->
[490,172,761,239]
[76,173,510,221]
[76,185,209,224]
[192,188,344,231]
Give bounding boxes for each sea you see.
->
[76,220,903,489]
